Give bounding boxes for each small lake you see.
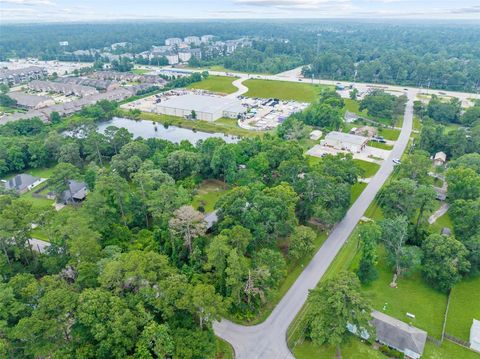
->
[68,117,238,144]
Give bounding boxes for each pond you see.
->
[96,117,238,144]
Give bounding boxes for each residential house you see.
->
[2,174,42,194]
[353,126,377,138]
[371,311,427,359]
[7,92,55,110]
[60,180,88,204]
[0,66,48,85]
[433,152,447,166]
[184,36,201,46]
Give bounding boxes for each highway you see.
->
[211,88,417,358]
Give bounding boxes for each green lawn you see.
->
[25,167,55,178]
[353,159,380,178]
[133,111,258,138]
[445,275,480,341]
[359,247,448,339]
[192,180,228,212]
[351,182,367,205]
[243,79,333,102]
[377,127,400,141]
[21,187,55,209]
[215,338,234,359]
[430,211,453,235]
[343,99,368,117]
[367,141,393,150]
[31,227,49,242]
[131,68,150,75]
[423,340,480,359]
[294,338,384,359]
[187,75,238,94]
[363,202,384,221]
[413,116,422,131]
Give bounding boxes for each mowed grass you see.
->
[359,246,448,339]
[343,99,368,117]
[378,127,401,141]
[367,141,393,150]
[294,337,385,359]
[243,79,333,102]
[215,338,234,359]
[25,167,55,178]
[131,68,150,75]
[187,75,238,94]
[353,159,380,178]
[430,211,453,234]
[351,182,367,205]
[191,180,229,213]
[445,275,480,341]
[423,340,480,359]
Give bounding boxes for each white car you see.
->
[392,158,401,165]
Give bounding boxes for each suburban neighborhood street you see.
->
[212,89,417,359]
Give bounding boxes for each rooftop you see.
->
[372,310,427,357]
[7,91,53,107]
[3,173,39,191]
[159,93,244,114]
[325,131,369,146]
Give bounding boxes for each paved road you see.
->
[227,74,249,98]
[213,89,416,359]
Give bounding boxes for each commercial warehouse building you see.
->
[156,93,245,121]
[323,131,369,153]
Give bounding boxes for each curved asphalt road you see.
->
[213,89,417,359]
[227,74,249,98]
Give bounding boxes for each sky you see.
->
[1,0,480,23]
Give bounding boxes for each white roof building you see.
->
[471,319,480,352]
[165,38,183,46]
[433,151,447,166]
[156,93,245,122]
[323,131,368,153]
[184,36,201,46]
[310,130,323,140]
[201,35,215,43]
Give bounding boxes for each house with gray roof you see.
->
[60,180,88,204]
[204,210,218,230]
[2,174,41,194]
[7,92,55,110]
[371,311,427,359]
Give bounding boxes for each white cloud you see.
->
[0,0,55,5]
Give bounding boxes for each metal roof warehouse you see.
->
[155,93,245,122]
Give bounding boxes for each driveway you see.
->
[213,90,416,359]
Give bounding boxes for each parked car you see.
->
[393,158,401,165]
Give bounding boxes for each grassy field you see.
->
[423,340,480,359]
[353,159,381,178]
[130,111,258,138]
[343,99,368,117]
[187,75,238,94]
[430,211,453,234]
[367,141,393,150]
[215,338,234,359]
[359,247,448,339]
[192,180,228,212]
[377,127,401,141]
[26,167,55,178]
[413,116,422,131]
[351,182,367,205]
[445,275,480,341]
[294,338,385,359]
[131,68,150,75]
[243,79,333,102]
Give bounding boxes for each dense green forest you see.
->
[1,21,479,92]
